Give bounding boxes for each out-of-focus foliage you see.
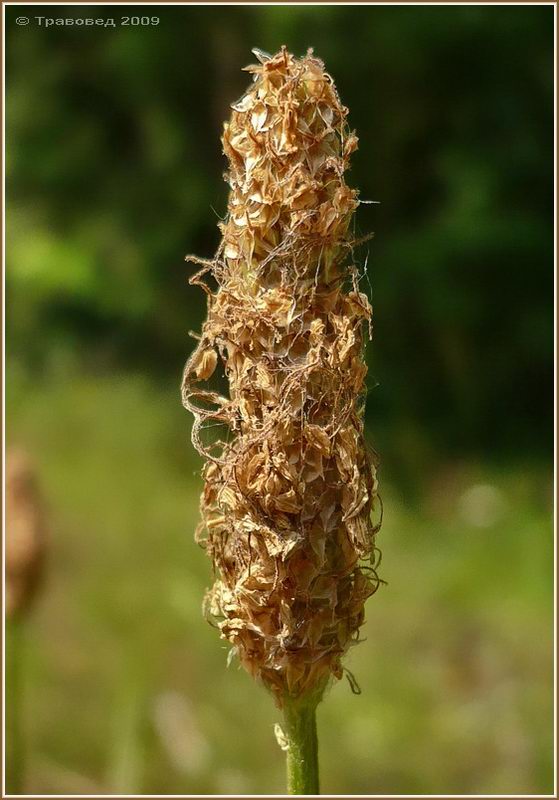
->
[5,4,554,796]
[6,4,554,462]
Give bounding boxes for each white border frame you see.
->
[2,3,556,797]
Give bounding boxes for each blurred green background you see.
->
[5,3,554,795]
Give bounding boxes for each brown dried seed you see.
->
[193,348,218,381]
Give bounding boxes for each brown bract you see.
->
[182,47,381,706]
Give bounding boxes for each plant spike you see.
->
[182,46,381,794]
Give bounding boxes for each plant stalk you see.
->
[6,618,25,794]
[283,697,320,795]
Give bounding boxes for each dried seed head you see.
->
[5,448,47,618]
[183,47,381,706]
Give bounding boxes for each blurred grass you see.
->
[7,364,554,795]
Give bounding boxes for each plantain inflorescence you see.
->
[183,46,381,707]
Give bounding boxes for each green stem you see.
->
[6,618,25,794]
[283,697,320,795]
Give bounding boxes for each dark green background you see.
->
[6,4,554,795]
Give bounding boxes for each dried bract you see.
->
[182,47,381,706]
